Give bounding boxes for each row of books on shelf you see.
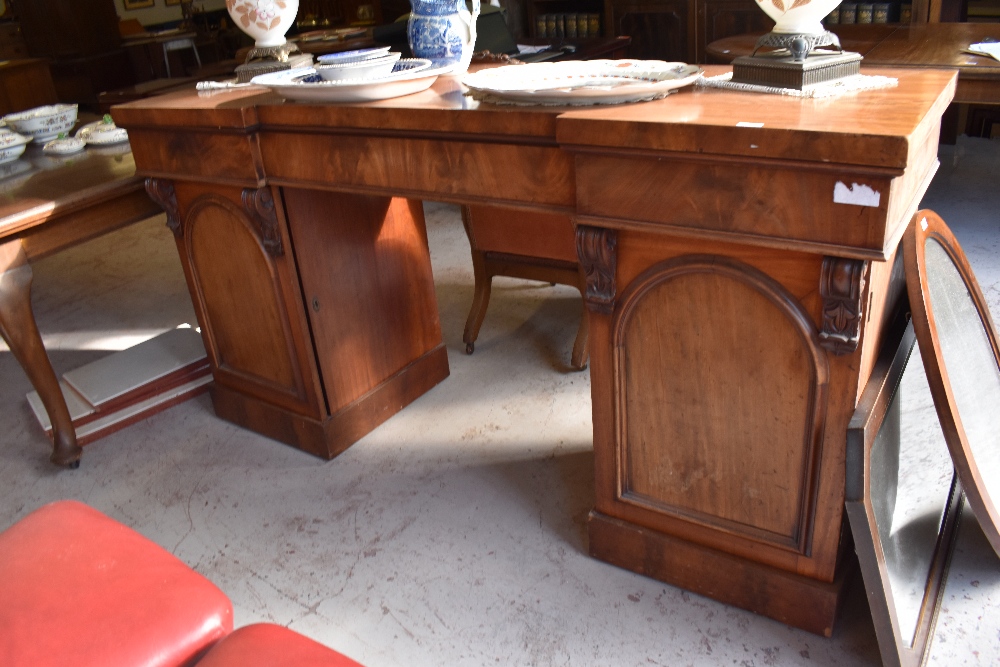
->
[825,1,912,23]
[534,12,601,38]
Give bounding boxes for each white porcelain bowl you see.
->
[315,52,402,81]
[3,104,79,143]
[0,131,31,164]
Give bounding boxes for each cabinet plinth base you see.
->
[588,511,850,636]
[211,344,450,459]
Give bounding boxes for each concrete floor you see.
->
[1,136,998,667]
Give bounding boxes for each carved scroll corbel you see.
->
[145,178,181,237]
[577,225,617,315]
[819,256,869,355]
[241,187,284,258]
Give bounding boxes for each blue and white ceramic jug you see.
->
[407,0,480,74]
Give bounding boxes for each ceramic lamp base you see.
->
[236,44,312,83]
[752,30,842,60]
[731,50,862,90]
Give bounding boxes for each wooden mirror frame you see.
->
[904,209,1000,556]
[847,313,963,667]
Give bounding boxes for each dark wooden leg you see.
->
[461,207,492,355]
[0,241,81,467]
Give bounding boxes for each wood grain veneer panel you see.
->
[258,132,574,211]
[616,256,829,551]
[576,154,896,256]
[182,191,320,416]
[127,129,264,187]
[588,511,846,637]
[282,189,444,412]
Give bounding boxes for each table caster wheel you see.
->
[466,342,474,354]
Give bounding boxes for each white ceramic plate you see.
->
[251,60,447,103]
[462,60,704,106]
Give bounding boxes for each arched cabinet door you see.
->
[152,179,324,419]
[612,254,830,556]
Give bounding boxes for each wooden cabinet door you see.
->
[280,190,443,415]
[167,181,326,420]
[605,0,691,62]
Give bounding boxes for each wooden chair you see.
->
[461,205,589,370]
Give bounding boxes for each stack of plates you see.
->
[251,58,450,103]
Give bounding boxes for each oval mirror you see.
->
[904,209,1000,557]
[847,314,962,667]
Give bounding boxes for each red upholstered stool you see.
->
[0,500,233,667]
[197,624,365,667]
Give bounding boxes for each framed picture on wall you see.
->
[124,0,155,9]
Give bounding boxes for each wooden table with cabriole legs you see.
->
[0,146,162,466]
[113,64,956,636]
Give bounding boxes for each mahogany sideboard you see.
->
[112,65,955,636]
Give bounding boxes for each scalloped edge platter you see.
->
[251,60,449,103]
[462,60,704,106]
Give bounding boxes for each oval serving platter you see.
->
[250,59,446,103]
[462,60,704,105]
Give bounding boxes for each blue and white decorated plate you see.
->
[316,46,392,65]
[251,59,447,103]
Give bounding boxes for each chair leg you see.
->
[570,302,589,370]
[461,206,493,355]
[463,254,492,355]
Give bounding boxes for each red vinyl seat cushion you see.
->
[197,624,365,667]
[0,500,233,667]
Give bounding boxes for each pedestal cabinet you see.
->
[144,179,449,459]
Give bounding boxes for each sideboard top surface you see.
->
[113,66,956,171]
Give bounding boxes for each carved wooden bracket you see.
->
[819,256,869,355]
[241,187,284,257]
[145,178,181,237]
[577,225,617,315]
